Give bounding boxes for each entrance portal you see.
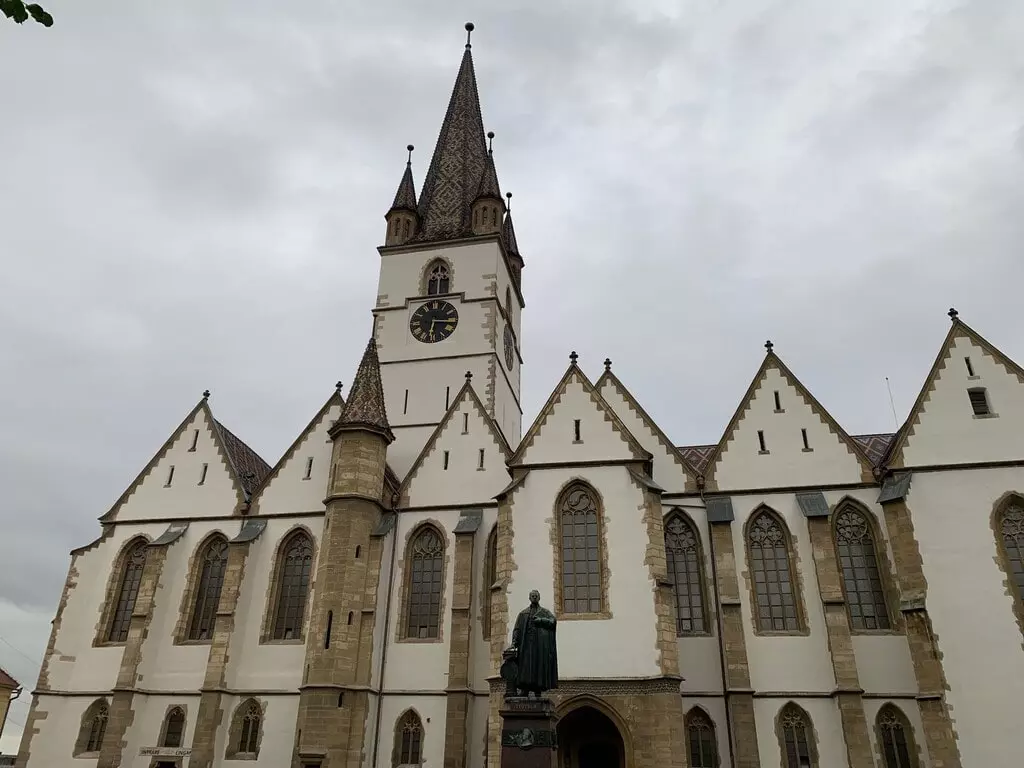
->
[556,705,626,768]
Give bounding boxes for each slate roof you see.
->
[677,444,717,473]
[502,210,520,257]
[0,667,19,689]
[213,419,271,497]
[390,160,418,213]
[475,150,502,202]
[338,338,393,437]
[851,433,896,467]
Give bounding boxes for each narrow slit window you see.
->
[965,356,975,376]
[573,419,581,442]
[189,429,199,451]
[968,387,991,416]
[165,465,175,487]
[478,448,485,469]
[324,610,332,649]
[347,611,353,625]
[443,451,449,470]
[773,391,782,411]
[198,463,208,485]
[303,457,313,480]
[403,389,409,415]
[801,429,810,450]
[462,413,469,433]
[445,386,450,410]
[757,431,767,452]
[355,545,361,559]
[337,692,345,707]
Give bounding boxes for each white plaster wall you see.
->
[375,241,504,307]
[403,395,510,508]
[901,335,1024,466]
[375,695,448,768]
[492,360,522,444]
[713,367,865,491]
[852,635,917,694]
[731,495,836,693]
[23,695,101,767]
[907,467,1024,766]
[470,508,499,690]
[121,693,198,767]
[371,531,398,700]
[382,512,456,692]
[506,467,661,678]
[363,692,380,768]
[213,694,298,767]
[136,520,234,691]
[226,516,323,691]
[600,378,691,493]
[253,401,340,515]
[389,425,436,480]
[680,699,730,768]
[518,376,639,465]
[752,698,845,768]
[862,698,931,767]
[115,407,240,521]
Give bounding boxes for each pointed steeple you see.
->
[385,145,419,246]
[391,145,418,212]
[335,337,394,442]
[471,131,505,235]
[416,23,489,242]
[502,192,523,284]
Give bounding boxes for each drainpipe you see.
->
[371,510,401,768]
[701,478,736,768]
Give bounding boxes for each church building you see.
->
[14,23,1024,768]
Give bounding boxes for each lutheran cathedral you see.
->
[14,22,1024,768]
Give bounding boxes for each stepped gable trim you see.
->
[397,379,511,505]
[510,361,651,466]
[704,352,875,488]
[99,398,251,523]
[886,318,1024,470]
[247,390,343,515]
[596,369,699,490]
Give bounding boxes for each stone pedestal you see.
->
[499,697,557,768]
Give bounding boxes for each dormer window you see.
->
[426,261,450,296]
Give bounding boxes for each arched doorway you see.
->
[556,705,626,768]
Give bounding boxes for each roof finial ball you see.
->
[948,307,959,321]
[465,21,474,48]
[406,144,414,165]
[765,340,774,354]
[202,389,211,400]
[506,191,512,211]
[604,358,612,372]
[569,351,579,365]
[487,131,495,152]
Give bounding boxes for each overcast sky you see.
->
[2,0,1023,752]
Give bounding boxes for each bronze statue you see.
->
[501,589,558,698]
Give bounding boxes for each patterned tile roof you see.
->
[475,149,502,201]
[502,210,520,256]
[213,419,272,497]
[851,433,896,467]
[415,44,489,242]
[0,667,20,689]
[677,444,717,473]
[390,159,418,213]
[338,338,393,438]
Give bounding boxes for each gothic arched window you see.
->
[778,704,817,768]
[270,530,314,641]
[833,504,891,630]
[161,707,186,748]
[558,482,604,615]
[997,498,1024,607]
[106,538,148,643]
[425,260,450,296]
[226,699,262,758]
[747,509,800,632]
[74,699,108,756]
[482,526,498,640]
[404,525,445,639]
[395,709,424,766]
[187,536,229,641]
[665,511,708,635]
[685,708,719,768]
[877,704,917,768]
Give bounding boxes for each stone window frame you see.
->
[93,535,151,647]
[480,524,498,640]
[684,705,720,768]
[830,498,902,635]
[550,478,613,621]
[395,520,451,643]
[157,704,188,749]
[774,702,819,768]
[420,257,454,297]
[391,707,425,767]
[259,525,318,645]
[224,697,266,761]
[173,531,230,646]
[872,702,922,768]
[743,506,809,636]
[991,491,1024,648]
[664,508,712,637]
[73,698,109,758]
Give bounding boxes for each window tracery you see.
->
[187,536,229,641]
[271,530,314,640]
[747,511,800,632]
[425,261,450,296]
[558,483,604,614]
[834,506,891,630]
[396,710,423,765]
[998,501,1024,605]
[405,526,445,639]
[778,704,816,768]
[877,705,917,768]
[685,709,718,767]
[107,539,147,643]
[665,512,708,634]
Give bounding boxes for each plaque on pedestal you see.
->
[499,697,556,768]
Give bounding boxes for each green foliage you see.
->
[1,0,53,26]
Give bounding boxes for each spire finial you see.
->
[465,22,474,48]
[335,380,343,393]
[465,370,473,382]
[604,358,612,372]
[765,340,774,354]
[569,351,579,365]
[948,307,959,321]
[487,131,494,153]
[202,389,210,400]
[406,144,414,166]
[505,191,512,211]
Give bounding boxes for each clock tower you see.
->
[372,24,525,477]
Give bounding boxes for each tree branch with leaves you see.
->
[1,0,53,26]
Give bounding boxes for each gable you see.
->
[708,361,870,491]
[400,386,510,507]
[897,329,1024,467]
[597,374,695,492]
[250,397,344,515]
[512,367,648,467]
[105,405,243,521]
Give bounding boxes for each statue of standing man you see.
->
[501,589,558,698]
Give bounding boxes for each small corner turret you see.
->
[471,131,505,236]
[385,144,419,246]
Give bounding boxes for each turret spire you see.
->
[503,191,523,278]
[335,338,393,442]
[384,145,419,245]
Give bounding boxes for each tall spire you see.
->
[336,338,393,441]
[384,145,419,245]
[502,192,521,257]
[416,22,489,242]
[475,132,502,202]
[390,144,418,212]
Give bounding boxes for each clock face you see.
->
[503,325,515,369]
[410,300,459,343]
